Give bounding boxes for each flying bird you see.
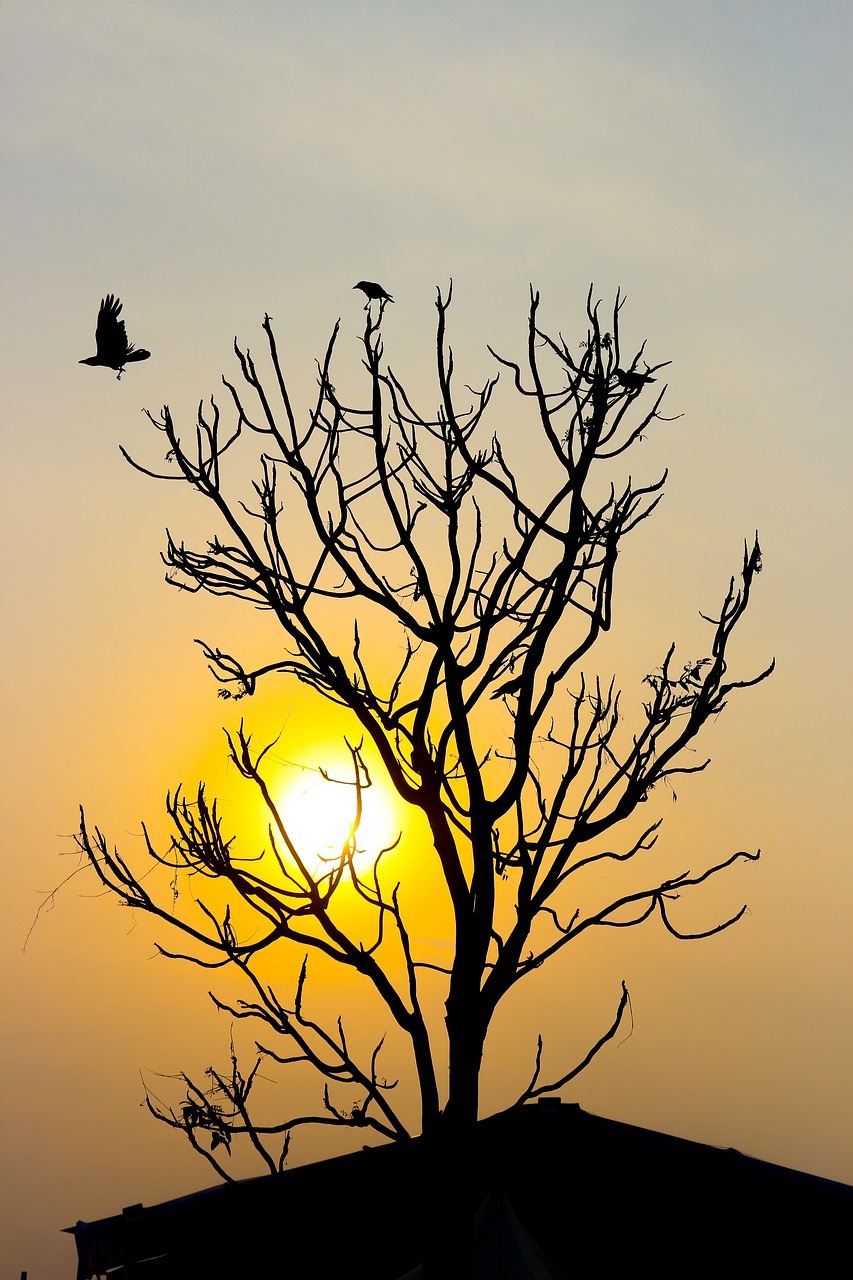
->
[79,294,151,379]
[353,280,394,308]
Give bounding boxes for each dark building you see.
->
[68,1102,853,1278]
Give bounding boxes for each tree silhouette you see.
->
[76,285,772,1276]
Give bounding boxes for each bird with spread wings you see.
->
[79,294,151,379]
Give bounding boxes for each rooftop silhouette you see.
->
[67,1102,853,1279]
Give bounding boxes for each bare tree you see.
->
[75,285,772,1276]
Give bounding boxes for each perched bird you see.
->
[353,280,394,308]
[614,367,656,393]
[79,294,151,379]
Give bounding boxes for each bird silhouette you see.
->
[79,295,151,379]
[353,281,394,309]
[615,367,656,393]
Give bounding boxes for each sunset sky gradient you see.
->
[2,2,851,1275]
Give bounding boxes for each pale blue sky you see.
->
[2,3,851,1275]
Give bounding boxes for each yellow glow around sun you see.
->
[271,755,402,876]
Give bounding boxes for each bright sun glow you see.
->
[271,761,401,876]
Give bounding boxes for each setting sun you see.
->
[270,752,402,876]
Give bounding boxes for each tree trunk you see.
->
[420,1116,477,1280]
[420,1005,485,1279]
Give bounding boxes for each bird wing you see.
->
[95,295,129,361]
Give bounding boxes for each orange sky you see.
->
[2,2,852,1275]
